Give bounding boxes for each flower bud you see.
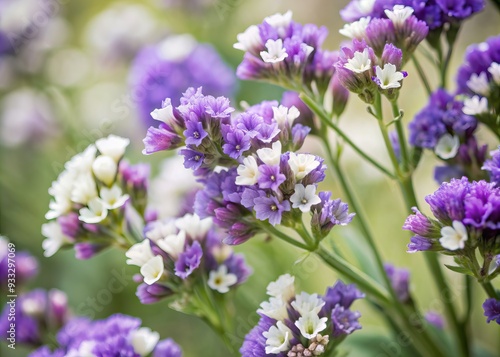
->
[92,155,117,185]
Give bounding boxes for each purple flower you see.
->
[384,263,411,303]
[136,283,173,304]
[184,120,208,146]
[1,247,38,289]
[154,338,183,357]
[425,177,469,224]
[175,241,203,279]
[240,316,276,357]
[257,164,286,191]
[222,128,251,159]
[57,213,80,239]
[403,207,440,237]
[483,146,500,185]
[425,311,445,329]
[119,160,150,190]
[331,305,362,337]
[407,235,433,253]
[323,280,365,310]
[436,0,485,20]
[254,196,291,225]
[143,124,182,155]
[483,298,500,324]
[312,192,355,237]
[74,243,106,260]
[180,148,205,170]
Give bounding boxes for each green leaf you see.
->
[444,264,475,276]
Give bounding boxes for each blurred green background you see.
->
[1,0,499,356]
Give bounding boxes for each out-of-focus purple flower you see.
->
[240,315,276,357]
[323,280,365,310]
[483,146,500,185]
[483,298,500,324]
[0,238,39,289]
[130,35,235,128]
[74,243,106,260]
[331,305,362,337]
[154,338,183,357]
[407,235,434,253]
[425,311,445,329]
[384,263,411,303]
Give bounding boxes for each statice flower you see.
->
[403,177,500,281]
[29,313,182,356]
[483,146,500,185]
[130,35,236,128]
[43,135,150,258]
[483,298,500,324]
[0,237,39,291]
[240,275,364,356]
[384,263,411,303]
[0,289,69,347]
[126,213,251,305]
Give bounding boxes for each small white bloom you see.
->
[156,230,186,258]
[175,214,212,240]
[439,221,468,251]
[344,48,372,73]
[140,255,164,285]
[257,141,282,166]
[211,245,233,263]
[488,62,500,84]
[463,96,489,115]
[46,170,75,219]
[434,134,460,160]
[349,0,376,17]
[130,327,160,356]
[66,341,96,357]
[266,274,295,301]
[272,105,300,127]
[295,312,328,339]
[95,135,130,162]
[339,17,371,39]
[236,156,260,186]
[71,173,98,205]
[257,297,289,321]
[65,145,97,175]
[264,11,293,36]
[260,39,288,63]
[291,292,326,316]
[374,64,405,89]
[150,101,176,125]
[126,240,155,267]
[99,184,129,209]
[288,153,320,180]
[290,184,322,213]
[263,321,292,354]
[0,236,8,258]
[79,198,108,224]
[208,265,238,293]
[233,25,261,52]
[145,220,178,242]
[385,5,414,26]
[41,222,72,257]
[92,155,117,186]
[467,72,490,96]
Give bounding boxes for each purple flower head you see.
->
[425,311,445,329]
[365,18,396,57]
[256,122,280,144]
[1,247,38,289]
[257,164,286,191]
[436,0,485,20]
[175,241,203,279]
[184,120,208,146]
[154,338,183,357]
[143,124,183,155]
[323,280,365,310]
[291,124,311,150]
[403,207,441,237]
[331,305,362,337]
[407,235,433,253]
[254,196,291,226]
[222,128,251,159]
[381,43,403,70]
[234,112,264,138]
[425,177,469,224]
[224,221,258,245]
[311,192,355,238]
[119,160,150,190]
[180,148,205,170]
[434,165,466,184]
[384,263,411,303]
[57,212,80,239]
[483,146,500,186]
[240,315,276,357]
[483,298,500,324]
[136,283,173,304]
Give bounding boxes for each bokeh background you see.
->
[1,0,499,355]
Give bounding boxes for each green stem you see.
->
[481,281,500,299]
[411,55,432,95]
[391,102,410,172]
[261,223,310,250]
[300,93,396,179]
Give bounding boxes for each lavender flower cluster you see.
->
[240,274,364,356]
[29,314,182,357]
[0,236,38,290]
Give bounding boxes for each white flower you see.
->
[344,48,371,73]
[175,213,212,240]
[434,134,460,160]
[79,198,108,224]
[156,230,186,258]
[385,5,414,26]
[374,64,405,89]
[95,135,130,162]
[439,221,468,250]
[288,153,320,180]
[264,11,293,36]
[257,141,282,166]
[140,255,164,285]
[267,274,295,302]
[92,155,117,186]
[207,265,238,293]
[488,62,500,84]
[260,39,288,63]
[71,173,98,205]
[339,17,371,39]
[211,245,233,263]
[99,184,129,209]
[236,156,260,186]
[41,222,72,257]
[463,96,489,115]
[157,34,197,62]
[291,292,325,316]
[290,184,322,213]
[272,105,300,127]
[0,236,7,259]
[126,240,155,267]
[145,221,177,242]
[150,100,176,125]
[257,296,289,321]
[65,145,97,175]
[66,341,96,357]
[130,327,160,356]
[295,312,328,339]
[46,170,75,219]
[233,25,261,52]
[263,321,292,354]
[348,0,376,17]
[467,72,490,96]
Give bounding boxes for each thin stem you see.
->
[261,223,310,251]
[300,93,396,179]
[391,102,410,172]
[411,55,432,95]
[481,281,500,299]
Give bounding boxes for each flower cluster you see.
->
[340,0,485,30]
[233,11,346,103]
[240,274,364,356]
[403,177,500,283]
[126,213,251,305]
[0,236,38,291]
[0,288,69,347]
[130,34,236,128]
[42,135,150,259]
[483,298,500,324]
[29,314,182,357]
[483,145,500,185]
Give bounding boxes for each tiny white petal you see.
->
[295,312,328,339]
[257,141,282,166]
[266,273,295,301]
[291,291,325,316]
[150,102,176,125]
[156,230,186,258]
[207,265,238,293]
[140,255,164,285]
[463,96,489,115]
[288,153,320,180]
[95,135,130,162]
[374,63,405,89]
[41,222,72,258]
[339,17,371,39]
[257,297,289,321]
[236,156,260,186]
[385,5,414,26]
[260,39,288,63]
[264,11,293,37]
[434,134,460,160]
[272,105,300,127]
[439,221,468,251]
[99,184,129,209]
[92,155,118,186]
[344,49,371,73]
[488,62,500,84]
[263,321,292,354]
[126,240,155,267]
[233,25,262,52]
[145,220,178,242]
[130,327,160,356]
[467,72,490,96]
[290,184,322,213]
[71,173,98,205]
[175,213,212,240]
[78,198,108,224]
